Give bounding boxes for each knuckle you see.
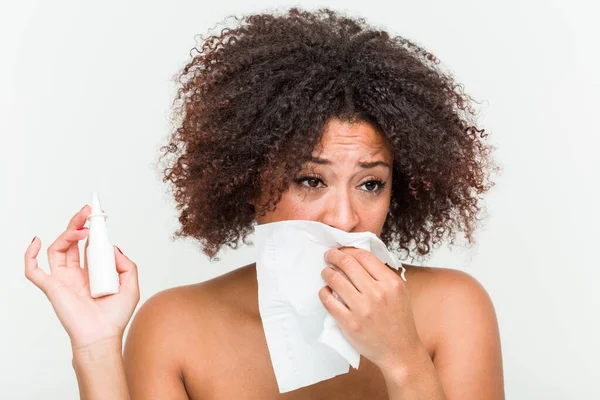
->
[329,271,339,285]
[318,286,328,300]
[348,320,361,333]
[371,290,384,303]
[389,277,403,292]
[340,254,354,269]
[330,270,344,286]
[354,249,370,262]
[359,304,373,319]
[325,297,336,310]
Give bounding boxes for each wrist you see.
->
[72,336,123,366]
[379,344,447,400]
[379,342,432,385]
[70,336,129,399]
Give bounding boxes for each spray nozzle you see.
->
[87,191,108,220]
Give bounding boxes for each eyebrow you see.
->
[308,156,390,169]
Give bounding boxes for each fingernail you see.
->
[31,236,36,244]
[80,205,87,212]
[76,226,87,230]
[116,246,123,254]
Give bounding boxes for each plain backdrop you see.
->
[2,0,599,398]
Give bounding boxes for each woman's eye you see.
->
[361,179,387,193]
[296,176,324,189]
[295,176,387,194]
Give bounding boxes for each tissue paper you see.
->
[254,219,406,393]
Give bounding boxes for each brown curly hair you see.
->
[157,7,499,263]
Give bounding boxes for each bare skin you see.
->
[123,119,504,399]
[25,118,504,399]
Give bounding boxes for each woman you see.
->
[24,7,503,399]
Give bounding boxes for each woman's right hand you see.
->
[24,205,140,351]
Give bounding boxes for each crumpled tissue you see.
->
[254,219,406,393]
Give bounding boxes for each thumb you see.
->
[113,246,139,293]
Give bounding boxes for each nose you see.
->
[320,188,360,232]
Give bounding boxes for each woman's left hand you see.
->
[319,246,424,374]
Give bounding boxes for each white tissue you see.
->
[254,219,406,393]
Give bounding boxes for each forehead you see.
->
[315,118,391,158]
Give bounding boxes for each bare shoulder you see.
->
[123,266,253,400]
[404,265,504,399]
[404,264,495,305]
[404,265,500,347]
[122,283,210,399]
[124,267,251,362]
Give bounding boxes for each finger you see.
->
[319,285,351,322]
[47,226,89,271]
[324,248,377,293]
[24,237,50,292]
[65,205,91,268]
[321,266,360,310]
[81,236,90,285]
[337,247,398,282]
[66,204,91,229]
[113,246,139,295]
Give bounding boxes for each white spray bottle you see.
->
[85,191,120,298]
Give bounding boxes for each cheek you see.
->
[362,202,389,229]
[257,191,315,222]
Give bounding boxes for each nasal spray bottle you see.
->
[85,192,119,298]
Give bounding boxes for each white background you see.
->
[2,0,599,398]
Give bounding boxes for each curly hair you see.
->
[157,7,499,263]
